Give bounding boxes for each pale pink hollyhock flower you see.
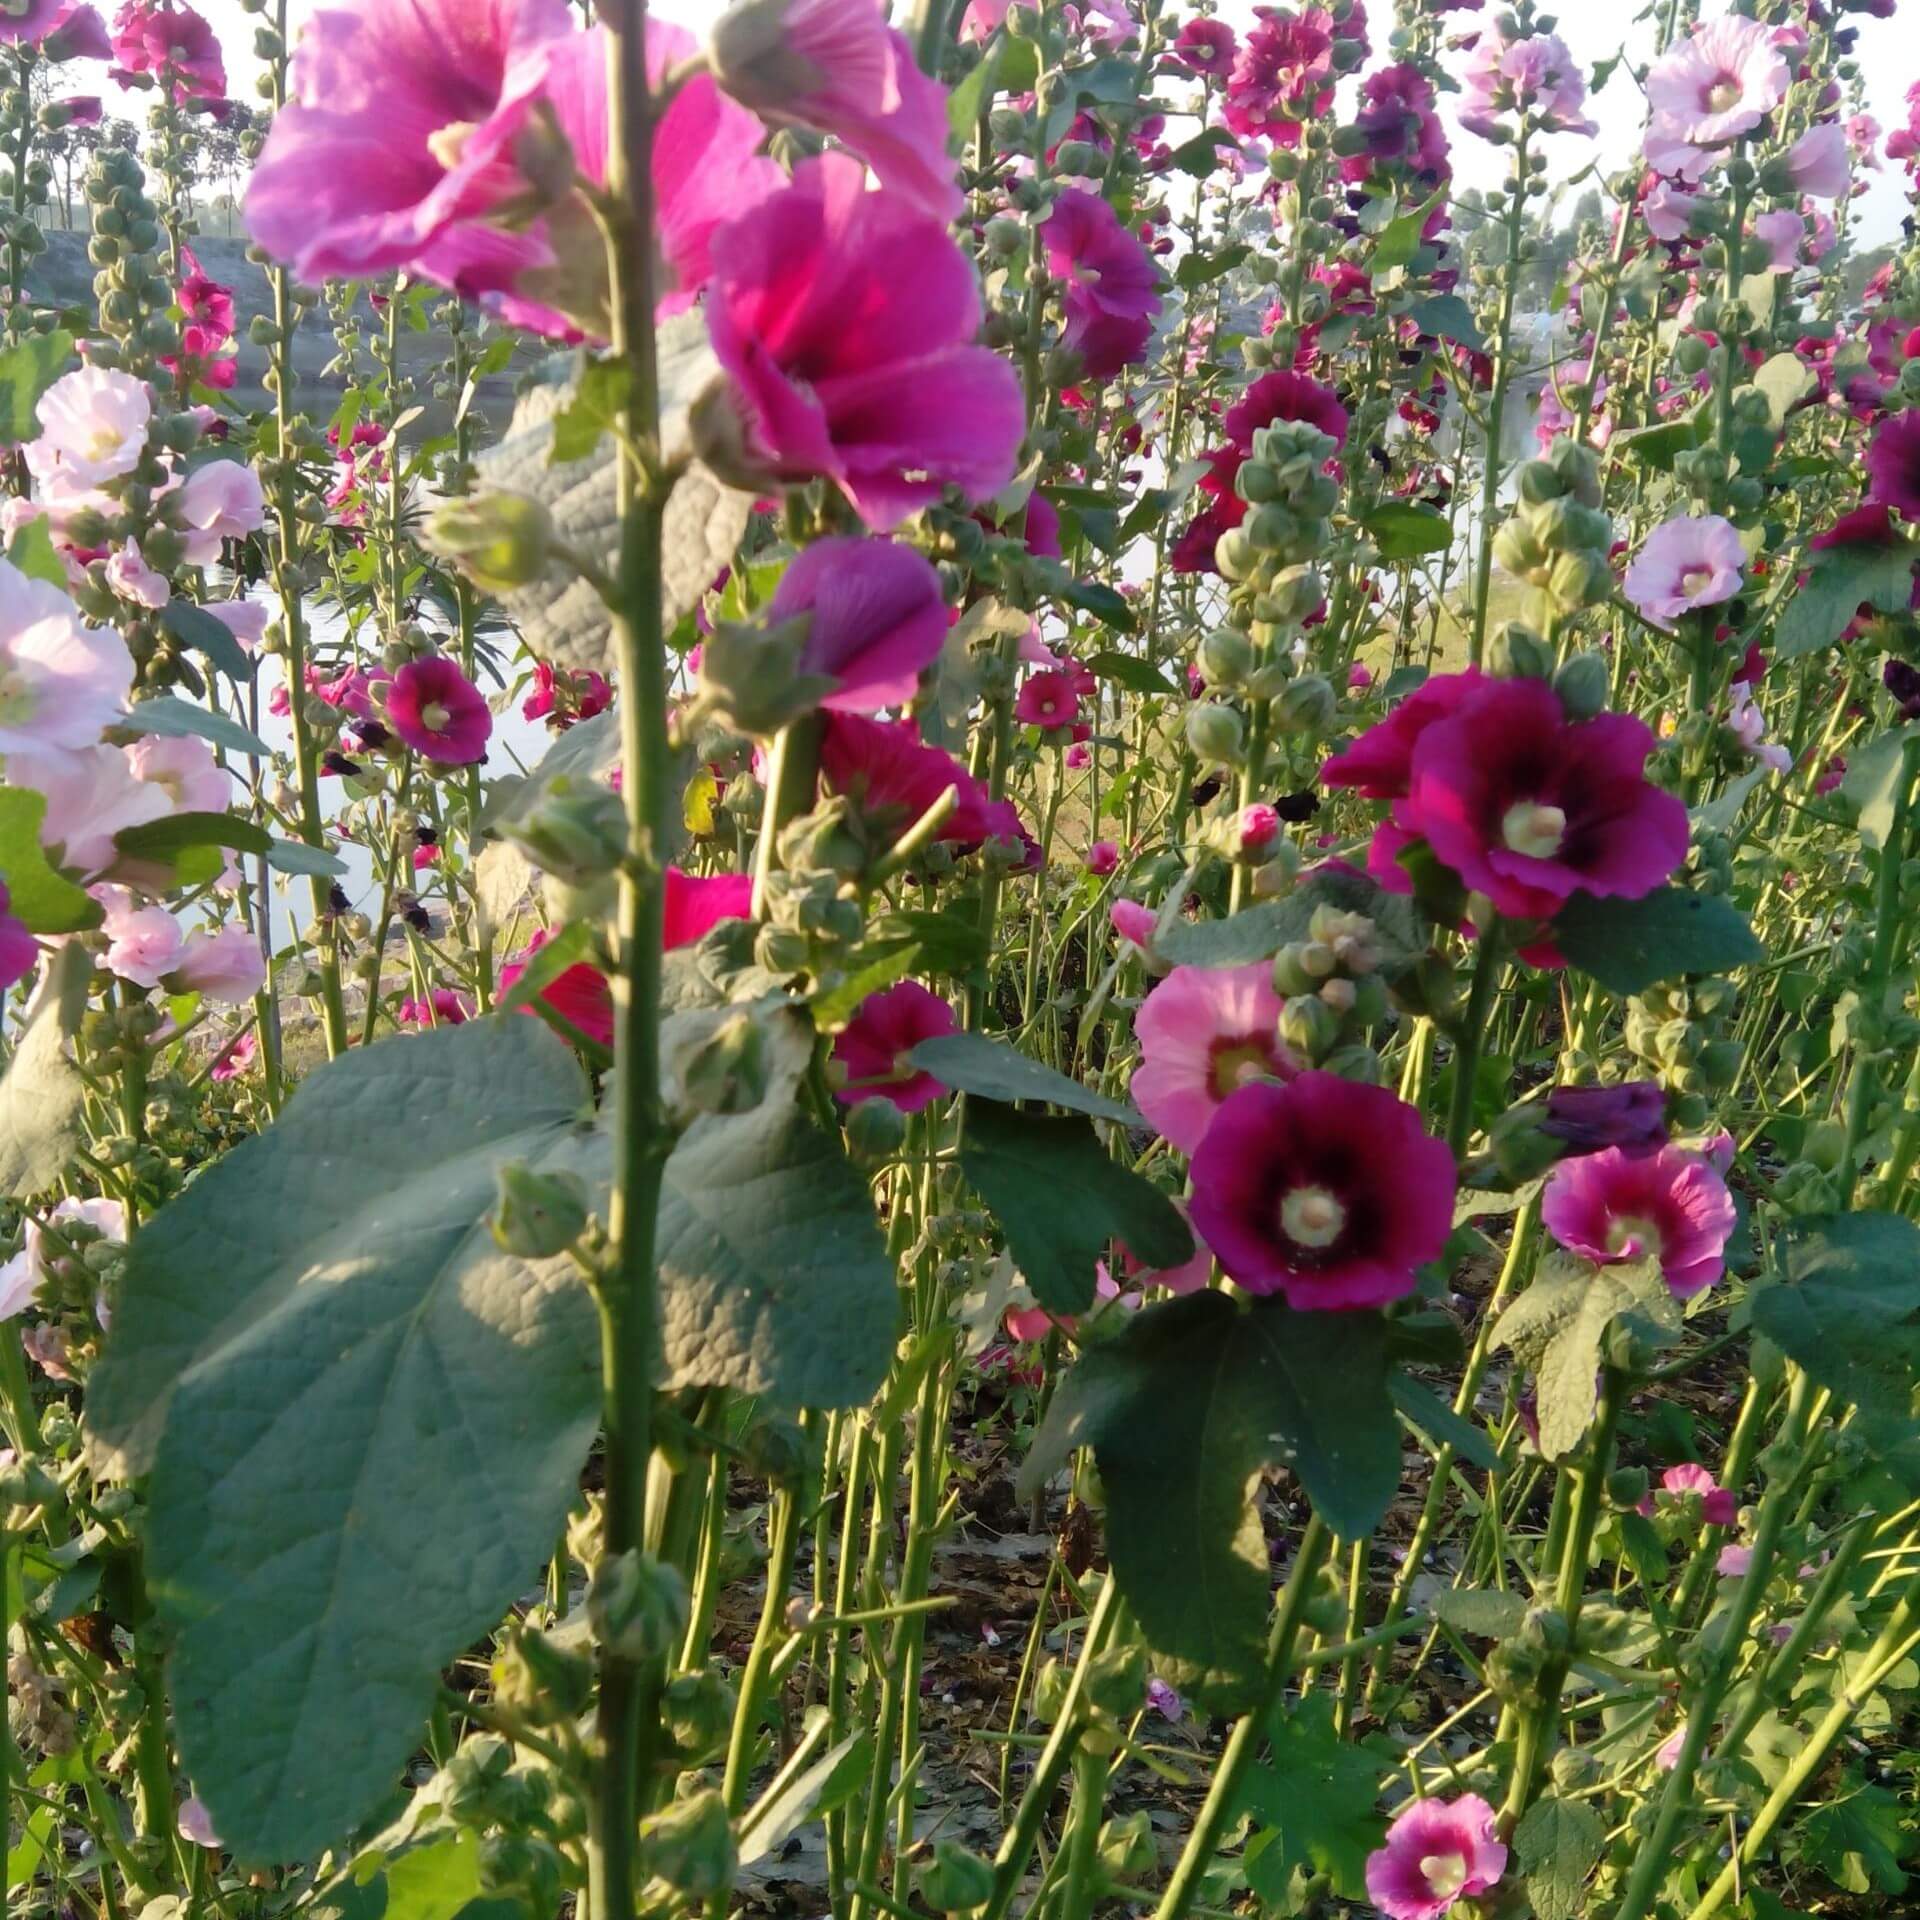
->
[1110,897,1156,950]
[173,459,267,564]
[0,1194,126,1319]
[1131,961,1290,1154]
[24,364,150,493]
[1004,1263,1120,1343]
[1655,1723,1688,1771]
[1623,513,1746,629]
[1717,1543,1755,1577]
[1647,17,1788,148]
[1085,839,1119,877]
[105,538,169,609]
[0,556,136,752]
[5,742,168,873]
[1728,684,1791,773]
[1799,203,1836,263]
[1848,113,1883,169]
[1751,207,1803,272]
[1644,126,1716,184]
[127,732,232,814]
[831,980,956,1113]
[1459,28,1595,142]
[385,654,493,764]
[1364,1794,1507,1920]
[1651,1463,1738,1528]
[1783,122,1849,199]
[174,924,267,1004]
[1541,1143,1737,1299]
[177,1797,221,1849]
[20,1322,72,1379]
[1643,178,1703,242]
[206,599,268,652]
[96,884,184,987]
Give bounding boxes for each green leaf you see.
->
[1238,1693,1386,1902]
[0,786,100,934]
[1155,864,1428,975]
[1613,407,1707,471]
[1752,352,1816,427]
[1408,292,1484,351]
[1389,1374,1500,1472]
[124,695,271,759]
[1175,245,1248,291]
[1426,1588,1528,1638]
[1513,1794,1608,1920]
[112,809,273,890]
[960,1105,1189,1315]
[161,597,253,680]
[1362,503,1452,561]
[0,944,89,1201]
[654,1094,898,1407]
[0,328,72,442]
[6,516,67,588]
[1163,127,1239,176]
[86,1019,606,1861]
[1789,1775,1910,1895]
[1748,1212,1920,1419]
[1552,887,1762,995]
[1083,649,1178,697]
[1776,542,1916,660]
[1057,576,1136,631]
[1840,725,1920,851]
[266,837,349,879]
[908,1030,1140,1124]
[546,355,631,464]
[946,38,1003,140]
[738,1713,873,1866]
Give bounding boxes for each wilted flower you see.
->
[1364,1794,1507,1920]
[1622,513,1747,629]
[830,980,956,1112]
[1540,1081,1668,1156]
[1541,1143,1737,1298]
[1132,961,1290,1154]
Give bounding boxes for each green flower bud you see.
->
[845,1095,909,1162]
[1279,993,1339,1061]
[1083,1639,1147,1717]
[1551,1746,1602,1791]
[489,1162,591,1259]
[491,1625,594,1724]
[424,490,553,594]
[1487,621,1554,680]
[1276,672,1336,736]
[502,773,630,884]
[919,1840,997,1913]
[1606,1465,1651,1511]
[1197,624,1254,686]
[1098,1810,1157,1885]
[588,1550,690,1664]
[660,1669,737,1768]
[641,1789,736,1900]
[1553,651,1611,721]
[1031,1656,1073,1725]
[1490,1105,1560,1184]
[1214,525,1255,580]
[1185,701,1244,763]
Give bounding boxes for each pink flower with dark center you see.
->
[1364,1794,1507,1920]
[0,881,37,991]
[1343,62,1449,183]
[1783,121,1849,199]
[831,979,956,1112]
[398,988,473,1027]
[820,712,1022,849]
[662,868,753,949]
[1649,1462,1738,1528]
[705,155,1024,530]
[1646,16,1788,148]
[1623,513,1747,629]
[1168,18,1235,77]
[1132,961,1291,1155]
[1459,26,1594,141]
[1541,1143,1737,1298]
[384,655,492,764]
[1864,410,1920,520]
[1016,669,1081,730]
[1222,7,1334,143]
[1041,186,1162,379]
[767,535,948,714]
[1189,1071,1455,1310]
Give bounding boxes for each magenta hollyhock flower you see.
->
[662,867,753,948]
[1235,803,1281,856]
[1624,513,1748,628]
[500,927,615,1048]
[1189,1072,1455,1311]
[1224,368,1350,449]
[1320,669,1487,800]
[831,979,956,1112]
[1110,897,1156,949]
[819,712,1020,850]
[209,1027,257,1082]
[1864,410,1920,519]
[1342,62,1449,183]
[1654,1462,1738,1528]
[1390,677,1689,923]
[1646,16,1788,148]
[1364,1794,1507,1920]
[1459,27,1594,141]
[0,0,87,46]
[1168,17,1234,76]
[1041,186,1161,380]
[0,882,35,992]
[766,535,947,714]
[1541,1143,1736,1298]
[398,988,474,1028]
[385,655,492,765]
[1784,121,1849,198]
[1016,669,1082,730]
[1222,7,1334,143]
[705,155,1024,530]
[1541,1081,1668,1156]
[1085,839,1119,877]
[1132,962,1291,1154]
[111,0,223,99]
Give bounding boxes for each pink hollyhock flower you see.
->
[1541,1081,1668,1156]
[110,0,223,99]
[0,557,136,752]
[1541,1143,1736,1298]
[1189,1072,1455,1310]
[1386,677,1689,923]
[1110,897,1156,950]
[1222,7,1334,143]
[767,535,947,713]
[57,93,104,123]
[1624,513,1747,628]
[831,979,956,1112]
[173,923,266,1004]
[1064,742,1090,770]
[704,155,1024,530]
[206,599,268,652]
[1235,803,1280,856]
[957,0,1006,42]
[1120,1200,1211,1295]
[1864,410,1920,520]
[1041,186,1162,380]
[399,988,473,1027]
[1168,18,1234,77]
[662,867,753,948]
[1655,1723,1689,1770]
[1646,16,1788,148]
[819,712,1021,849]
[522,659,612,727]
[174,459,266,563]
[106,538,169,608]
[1728,684,1790,773]
[1004,1262,1121,1343]
[1751,208,1802,273]
[1322,668,1486,799]
[176,1797,221,1850]
[126,733,231,814]
[1643,178,1703,242]
[0,0,97,47]
[177,243,234,338]
[5,742,168,874]
[385,655,493,764]
[1016,669,1082,730]
[24,364,149,497]
[46,4,111,61]
[1653,1462,1738,1528]
[1343,62,1449,183]
[0,1194,125,1319]
[1717,1543,1754,1577]
[712,0,960,221]
[209,1026,256,1082]
[1848,112,1882,169]
[1365,1793,1507,1920]
[499,926,615,1049]
[1085,839,1119,877]
[97,885,185,987]
[0,881,36,991]
[1783,122,1849,199]
[1132,962,1291,1155]
[1459,27,1595,141]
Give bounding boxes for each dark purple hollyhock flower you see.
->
[1541,1081,1669,1157]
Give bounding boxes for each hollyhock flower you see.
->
[1644,178,1703,242]
[385,655,493,764]
[1654,1722,1689,1771]
[1387,677,1689,924]
[173,924,266,1004]
[1783,122,1849,199]
[1647,17,1788,148]
[522,659,612,727]
[662,867,753,948]
[1190,1074,1455,1310]
[1132,962,1291,1155]
[1041,186,1162,379]
[177,1798,221,1850]
[126,733,231,815]
[1848,112,1882,168]
[1321,668,1487,800]
[1085,839,1119,877]
[97,886,185,987]
[819,712,1020,850]
[1015,670,1082,730]
[4,742,168,873]
[0,559,135,752]
[1365,1794,1507,1920]
[711,0,960,222]
[499,927,615,1049]
[1623,513,1747,629]
[1459,27,1595,141]
[177,244,234,338]
[1717,1543,1755,1577]
[1234,803,1280,856]
[957,0,1005,41]
[1728,684,1791,773]
[1542,1143,1736,1298]
[1799,204,1836,265]
[1751,208,1803,273]
[0,1195,126,1319]
[1169,17,1234,76]
[1864,410,1920,519]
[174,459,266,563]
[1145,1677,1185,1722]
[1224,368,1349,449]
[398,988,473,1027]
[110,0,223,99]
[1343,62,1449,183]
[0,0,101,48]
[106,539,169,609]
[766,535,947,713]
[831,980,956,1112]
[1541,1081,1668,1156]
[704,156,1024,530]
[1222,7,1334,143]
[1110,897,1156,950]
[1004,1262,1122,1343]
[209,1026,256,1082]
[57,93,104,122]
[206,599,268,652]
[23,365,149,495]
[1652,1462,1738,1528]
[0,882,36,991]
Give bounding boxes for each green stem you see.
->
[1445,924,1504,1159]
[720,1488,802,1818]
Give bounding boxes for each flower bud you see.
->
[1487,621,1554,680]
[640,1789,736,1900]
[1276,673,1336,736]
[660,1669,737,1768]
[424,491,553,594]
[1552,650,1611,721]
[696,613,836,736]
[588,1550,690,1664]
[919,1841,997,1914]
[1606,1465,1651,1511]
[1185,701,1244,763]
[1197,624,1253,687]
[489,1163,592,1259]
[503,774,631,885]
[492,1625,594,1723]
[1278,993,1339,1060]
[845,1095,909,1162]
[676,1009,773,1118]
[1084,1639,1147,1716]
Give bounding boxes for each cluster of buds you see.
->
[1490,436,1614,629]
[1215,421,1341,584]
[1485,617,1611,720]
[1270,905,1388,1072]
[1625,976,1741,1124]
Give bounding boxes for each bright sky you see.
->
[193,0,1914,248]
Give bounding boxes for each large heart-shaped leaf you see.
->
[1552,887,1761,995]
